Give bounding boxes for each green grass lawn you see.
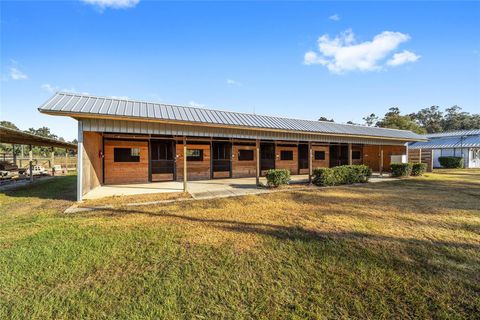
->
[1,170,479,319]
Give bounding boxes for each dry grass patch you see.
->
[79,191,191,208]
[1,170,479,318]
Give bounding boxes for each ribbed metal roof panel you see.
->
[409,134,480,149]
[38,92,424,140]
[425,129,480,138]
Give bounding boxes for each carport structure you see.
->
[0,125,77,182]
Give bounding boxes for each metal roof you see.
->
[38,92,424,141]
[424,129,480,138]
[409,132,480,149]
[0,126,77,149]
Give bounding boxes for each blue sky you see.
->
[1,0,479,141]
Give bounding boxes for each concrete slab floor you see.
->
[83,175,310,200]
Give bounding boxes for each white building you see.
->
[409,130,480,168]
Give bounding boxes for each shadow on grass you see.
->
[79,206,480,253]
[1,175,77,201]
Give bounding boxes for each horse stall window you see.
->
[314,151,325,160]
[280,150,294,161]
[352,150,361,160]
[114,148,140,162]
[186,149,203,161]
[238,149,254,161]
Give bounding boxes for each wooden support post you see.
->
[183,136,187,192]
[20,145,24,168]
[379,147,384,176]
[348,143,353,165]
[308,141,313,184]
[51,147,55,167]
[255,139,260,186]
[65,148,68,172]
[419,148,422,164]
[29,145,33,183]
[12,144,16,166]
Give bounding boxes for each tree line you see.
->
[0,121,77,157]
[320,105,480,134]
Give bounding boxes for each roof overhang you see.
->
[0,126,77,149]
[39,109,426,143]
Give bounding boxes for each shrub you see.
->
[411,163,427,176]
[390,163,412,177]
[265,169,291,187]
[438,156,464,169]
[312,165,372,186]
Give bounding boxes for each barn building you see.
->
[409,130,480,168]
[38,92,424,201]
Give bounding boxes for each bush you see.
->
[411,163,427,176]
[312,165,372,186]
[438,156,464,169]
[390,163,412,177]
[265,169,291,187]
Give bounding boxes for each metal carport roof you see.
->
[0,126,77,149]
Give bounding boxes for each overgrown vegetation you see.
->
[265,169,291,187]
[390,163,413,177]
[1,170,479,318]
[439,156,464,169]
[312,165,371,186]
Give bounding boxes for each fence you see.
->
[408,149,433,172]
[1,154,77,171]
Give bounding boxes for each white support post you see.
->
[183,136,187,192]
[29,145,33,183]
[77,122,84,201]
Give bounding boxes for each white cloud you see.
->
[387,50,420,66]
[80,0,140,10]
[304,29,419,73]
[329,14,340,21]
[10,67,28,80]
[41,83,59,93]
[41,85,90,95]
[226,79,242,86]
[188,100,205,108]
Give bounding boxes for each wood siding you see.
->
[104,140,149,184]
[311,145,329,170]
[232,145,257,178]
[408,149,433,172]
[275,145,298,174]
[82,131,103,194]
[176,143,211,181]
[363,145,407,172]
